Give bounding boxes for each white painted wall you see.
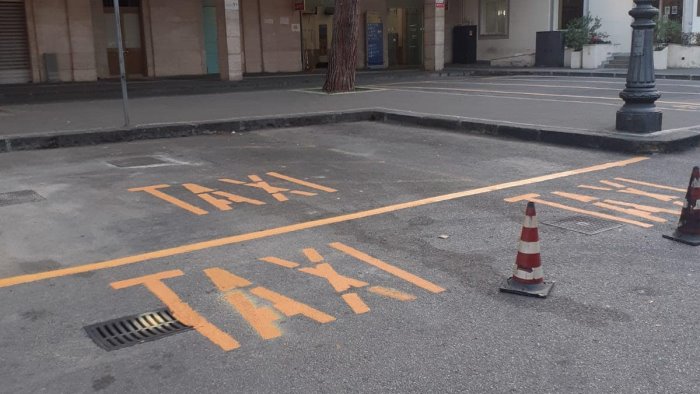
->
[587,0,634,53]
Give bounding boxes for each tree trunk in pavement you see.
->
[323,0,360,93]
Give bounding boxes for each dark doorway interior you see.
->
[559,0,584,29]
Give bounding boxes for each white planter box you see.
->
[569,51,582,69]
[582,44,615,69]
[564,48,572,68]
[654,47,668,70]
[668,44,700,68]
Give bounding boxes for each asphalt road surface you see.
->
[1,122,699,393]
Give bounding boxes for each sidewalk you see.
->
[1,71,699,154]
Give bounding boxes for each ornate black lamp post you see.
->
[616,0,662,133]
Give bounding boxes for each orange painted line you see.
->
[619,188,679,202]
[600,180,625,188]
[183,183,215,194]
[0,157,648,289]
[203,267,252,292]
[266,172,338,193]
[330,242,446,294]
[198,193,234,211]
[505,194,654,228]
[342,293,370,314]
[303,248,324,263]
[111,270,240,351]
[250,286,335,324]
[299,263,368,293]
[614,178,686,193]
[604,200,681,215]
[593,202,666,223]
[218,178,246,185]
[259,256,300,269]
[368,286,417,301]
[129,184,208,216]
[290,190,318,197]
[578,185,613,191]
[551,191,598,203]
[225,291,282,340]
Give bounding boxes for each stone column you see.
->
[218,0,243,81]
[423,0,445,72]
[66,0,98,81]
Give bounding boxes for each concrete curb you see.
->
[1,108,699,154]
[440,69,700,81]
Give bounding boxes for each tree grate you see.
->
[106,156,170,168]
[542,215,624,235]
[84,309,192,351]
[0,190,45,207]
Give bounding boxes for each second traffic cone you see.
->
[664,166,700,246]
[499,202,554,298]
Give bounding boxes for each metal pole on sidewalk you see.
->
[113,0,130,127]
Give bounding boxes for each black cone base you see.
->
[663,232,700,246]
[616,110,663,133]
[499,277,554,298]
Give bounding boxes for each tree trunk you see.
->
[323,0,360,93]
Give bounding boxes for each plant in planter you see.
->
[564,15,608,51]
[654,18,682,49]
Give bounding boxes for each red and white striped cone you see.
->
[664,166,700,246]
[499,202,554,298]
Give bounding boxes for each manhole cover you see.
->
[84,309,191,351]
[542,215,624,235]
[0,190,45,207]
[106,156,171,168]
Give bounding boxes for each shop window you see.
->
[559,0,583,29]
[480,0,509,37]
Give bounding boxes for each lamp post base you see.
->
[616,109,662,133]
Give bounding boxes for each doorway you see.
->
[202,3,219,74]
[103,0,145,77]
[559,0,584,29]
[386,7,423,67]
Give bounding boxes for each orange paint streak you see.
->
[110,270,239,351]
[600,180,625,188]
[0,157,648,289]
[266,172,338,193]
[303,248,324,263]
[290,190,318,197]
[578,185,613,191]
[128,184,208,216]
[614,178,686,193]
[505,194,654,228]
[225,291,282,340]
[368,286,417,301]
[604,200,681,215]
[342,293,370,314]
[203,267,252,292]
[330,242,446,294]
[213,191,266,206]
[250,287,335,323]
[552,191,598,203]
[198,193,234,211]
[619,188,678,202]
[218,178,246,185]
[299,263,368,293]
[183,183,215,194]
[593,202,666,223]
[259,256,300,268]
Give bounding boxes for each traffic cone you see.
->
[499,202,554,298]
[663,166,700,246]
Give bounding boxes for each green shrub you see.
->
[654,18,682,48]
[564,15,609,51]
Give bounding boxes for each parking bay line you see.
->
[0,157,648,289]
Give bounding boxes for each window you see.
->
[559,0,584,29]
[480,0,509,37]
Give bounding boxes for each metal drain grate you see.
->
[106,156,170,168]
[84,309,191,351]
[542,215,624,235]
[0,190,45,207]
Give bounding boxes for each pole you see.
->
[113,0,130,127]
[615,0,662,133]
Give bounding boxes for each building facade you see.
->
[0,0,698,84]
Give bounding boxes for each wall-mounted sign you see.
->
[366,13,384,69]
[436,0,446,8]
[294,0,305,11]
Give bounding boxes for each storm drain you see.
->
[0,190,45,207]
[84,309,191,351]
[542,215,624,235]
[105,156,173,168]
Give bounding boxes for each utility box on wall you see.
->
[453,25,477,64]
[535,31,565,67]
